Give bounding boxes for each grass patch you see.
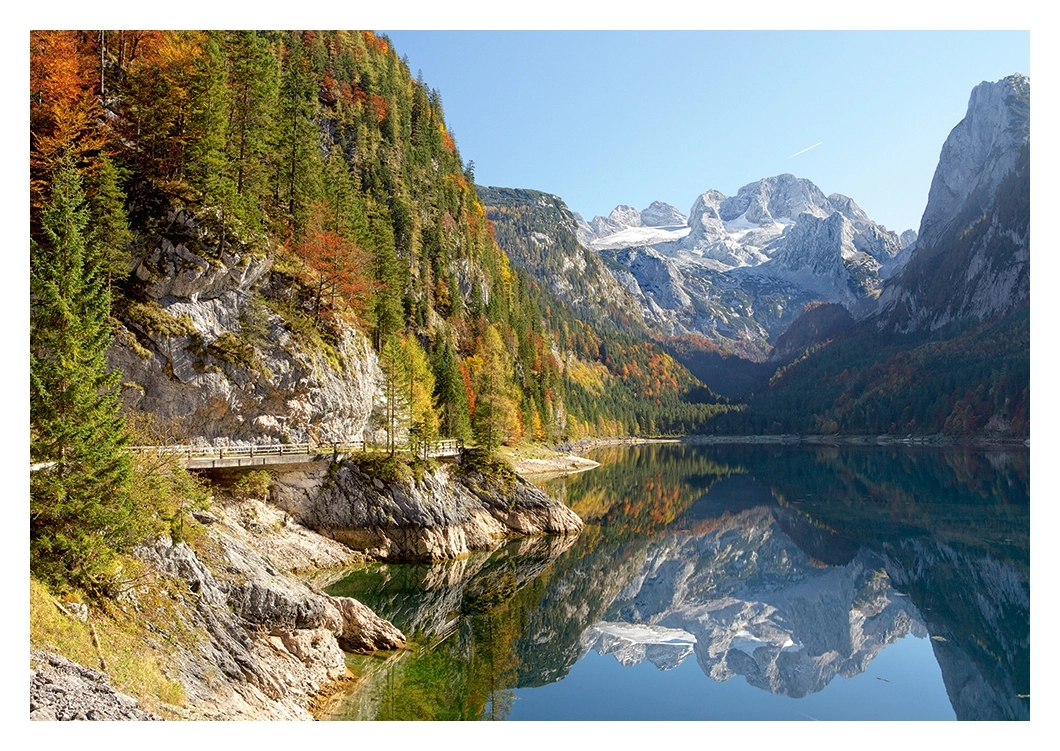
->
[123,300,197,338]
[30,575,189,717]
[202,332,256,369]
[349,453,413,484]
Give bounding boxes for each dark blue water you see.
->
[324,443,1029,721]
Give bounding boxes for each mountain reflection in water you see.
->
[323,443,1029,721]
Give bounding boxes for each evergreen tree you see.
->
[30,157,134,592]
[86,155,132,283]
[220,31,277,240]
[377,334,408,455]
[433,340,472,441]
[275,33,323,239]
[367,204,406,350]
[402,335,439,458]
[184,31,231,211]
[471,326,522,453]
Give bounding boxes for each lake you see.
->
[322,442,1029,721]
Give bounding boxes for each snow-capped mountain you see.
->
[641,200,688,227]
[576,175,908,355]
[585,175,904,274]
[487,74,1028,361]
[580,201,692,251]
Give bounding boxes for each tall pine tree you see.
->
[30,157,134,592]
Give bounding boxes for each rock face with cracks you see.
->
[30,650,163,721]
[108,209,386,446]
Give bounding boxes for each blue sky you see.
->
[381,30,1028,235]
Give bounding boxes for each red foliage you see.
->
[298,224,375,321]
[30,31,107,218]
[370,93,388,123]
[362,31,389,54]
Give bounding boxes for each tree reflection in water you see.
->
[324,443,1029,721]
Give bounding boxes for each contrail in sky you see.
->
[786,141,823,159]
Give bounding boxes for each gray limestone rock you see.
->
[917,74,1030,250]
[113,502,405,720]
[640,201,687,227]
[272,459,582,562]
[30,650,162,721]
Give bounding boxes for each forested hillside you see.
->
[30,30,726,455]
[478,185,731,435]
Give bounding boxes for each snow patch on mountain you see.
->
[591,225,690,250]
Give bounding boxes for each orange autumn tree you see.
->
[30,31,107,223]
[297,208,375,322]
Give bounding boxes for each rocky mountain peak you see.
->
[719,174,833,226]
[640,201,688,227]
[609,204,643,228]
[827,193,869,224]
[916,73,1030,249]
[687,189,726,226]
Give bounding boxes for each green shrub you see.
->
[350,453,412,484]
[123,300,197,338]
[233,469,273,501]
[456,448,516,494]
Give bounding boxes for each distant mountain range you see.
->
[484,74,1027,363]
[480,74,1029,434]
[487,166,917,358]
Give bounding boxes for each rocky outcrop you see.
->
[271,458,583,562]
[109,208,386,445]
[874,74,1030,335]
[117,501,404,720]
[31,650,162,721]
[329,597,406,653]
[916,74,1030,251]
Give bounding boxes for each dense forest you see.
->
[708,304,1030,437]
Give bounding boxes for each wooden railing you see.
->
[128,439,464,465]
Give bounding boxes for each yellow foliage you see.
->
[566,358,611,396]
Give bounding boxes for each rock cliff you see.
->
[875,74,1029,334]
[109,209,385,446]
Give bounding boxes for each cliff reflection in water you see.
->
[324,443,1029,721]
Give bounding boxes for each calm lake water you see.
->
[322,442,1030,721]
